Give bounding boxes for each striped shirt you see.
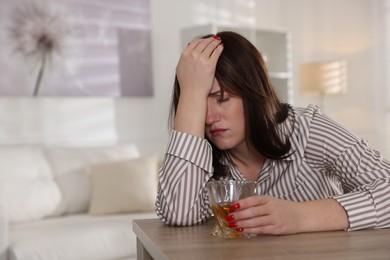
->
[155,105,390,231]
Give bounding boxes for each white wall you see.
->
[0,0,256,156]
[267,0,387,156]
[0,0,170,156]
[0,0,388,158]
[284,0,386,155]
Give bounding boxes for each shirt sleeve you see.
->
[332,139,390,231]
[155,130,214,226]
[304,108,390,231]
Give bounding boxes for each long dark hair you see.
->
[170,31,292,179]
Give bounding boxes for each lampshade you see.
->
[300,61,348,95]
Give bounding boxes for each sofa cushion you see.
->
[0,146,52,179]
[88,155,159,215]
[44,144,140,176]
[0,179,62,224]
[0,146,62,223]
[44,143,140,216]
[9,213,157,260]
[54,168,90,215]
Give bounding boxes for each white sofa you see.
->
[0,143,159,260]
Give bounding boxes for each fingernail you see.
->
[228,221,237,228]
[235,228,244,232]
[220,43,224,47]
[226,215,234,222]
[212,35,221,41]
[231,203,240,210]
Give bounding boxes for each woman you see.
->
[155,31,390,235]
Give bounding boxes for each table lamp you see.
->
[300,60,348,112]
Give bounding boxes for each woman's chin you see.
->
[213,142,233,150]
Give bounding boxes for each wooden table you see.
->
[133,219,390,260]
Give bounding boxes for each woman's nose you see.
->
[206,103,219,125]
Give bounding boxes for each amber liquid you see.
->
[211,202,244,238]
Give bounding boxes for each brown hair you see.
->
[170,31,292,179]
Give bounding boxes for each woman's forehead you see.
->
[211,79,242,99]
[210,79,221,93]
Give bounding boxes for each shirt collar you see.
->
[275,107,305,161]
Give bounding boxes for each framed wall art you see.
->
[0,0,153,97]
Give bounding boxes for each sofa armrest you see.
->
[0,206,8,260]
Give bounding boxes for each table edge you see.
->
[132,219,168,260]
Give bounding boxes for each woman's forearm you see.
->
[174,92,207,138]
[155,131,214,226]
[297,199,349,232]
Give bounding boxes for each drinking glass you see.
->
[206,179,257,238]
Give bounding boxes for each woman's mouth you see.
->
[210,128,226,137]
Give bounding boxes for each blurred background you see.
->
[0,0,388,158]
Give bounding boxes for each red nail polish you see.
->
[231,203,240,210]
[220,43,224,47]
[226,215,234,222]
[212,35,219,40]
[228,221,238,228]
[235,228,244,232]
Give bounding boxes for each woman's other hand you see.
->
[226,195,349,235]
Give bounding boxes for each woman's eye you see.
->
[217,97,229,103]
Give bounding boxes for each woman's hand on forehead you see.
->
[176,36,224,97]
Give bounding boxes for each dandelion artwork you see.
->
[7,0,71,96]
[1,0,152,97]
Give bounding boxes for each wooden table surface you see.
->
[133,218,390,260]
